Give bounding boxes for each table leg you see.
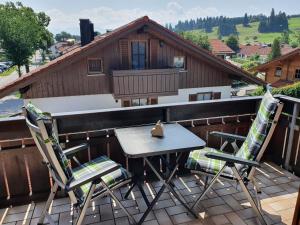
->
[124,182,136,199]
[147,157,197,218]
[137,182,151,207]
[138,154,196,225]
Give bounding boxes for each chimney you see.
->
[80,19,95,46]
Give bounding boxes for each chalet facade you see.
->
[0,16,264,113]
[255,48,300,88]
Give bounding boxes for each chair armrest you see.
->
[63,143,89,156]
[205,152,260,167]
[66,164,121,191]
[210,131,246,142]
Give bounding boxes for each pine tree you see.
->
[226,35,239,52]
[269,8,276,32]
[269,38,281,60]
[281,31,290,44]
[243,13,249,27]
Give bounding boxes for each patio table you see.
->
[115,123,206,224]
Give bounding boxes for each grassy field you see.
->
[186,17,300,44]
[0,66,16,77]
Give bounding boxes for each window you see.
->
[122,98,158,107]
[275,67,282,77]
[173,56,185,69]
[197,92,212,101]
[189,92,213,101]
[295,69,300,79]
[131,98,147,106]
[131,41,146,69]
[87,58,103,74]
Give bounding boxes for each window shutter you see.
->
[149,97,158,105]
[150,39,159,69]
[212,92,221,99]
[189,94,197,101]
[122,100,131,107]
[119,39,129,69]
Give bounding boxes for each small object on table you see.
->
[151,120,164,137]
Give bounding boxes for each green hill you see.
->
[184,17,300,44]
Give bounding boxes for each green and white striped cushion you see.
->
[73,156,131,197]
[26,103,74,180]
[186,91,279,177]
[186,147,233,176]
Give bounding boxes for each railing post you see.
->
[164,107,171,123]
[284,102,299,170]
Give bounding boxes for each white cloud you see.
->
[46,2,220,34]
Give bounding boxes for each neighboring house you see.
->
[254,48,300,88]
[49,39,79,59]
[0,16,264,113]
[209,39,235,59]
[238,44,295,62]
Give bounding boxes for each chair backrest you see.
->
[234,91,283,177]
[23,103,79,204]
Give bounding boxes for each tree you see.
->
[55,31,72,42]
[243,13,249,27]
[226,35,239,52]
[294,31,300,46]
[268,38,281,60]
[55,31,80,42]
[258,20,268,32]
[218,17,238,36]
[258,9,289,33]
[280,31,290,44]
[180,32,210,50]
[0,2,53,76]
[269,8,276,32]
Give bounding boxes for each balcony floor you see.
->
[0,162,299,225]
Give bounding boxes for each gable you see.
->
[0,16,265,99]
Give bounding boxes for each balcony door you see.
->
[131,41,146,69]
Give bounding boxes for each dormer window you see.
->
[275,67,282,77]
[87,58,103,75]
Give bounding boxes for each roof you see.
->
[0,16,265,98]
[209,39,235,55]
[239,44,271,57]
[271,79,295,88]
[255,48,300,71]
[239,44,296,58]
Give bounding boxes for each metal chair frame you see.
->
[23,108,136,225]
[190,101,283,225]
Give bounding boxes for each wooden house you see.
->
[0,16,264,113]
[255,48,300,87]
[209,39,235,59]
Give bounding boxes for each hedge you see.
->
[251,81,300,98]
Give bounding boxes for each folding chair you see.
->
[23,103,136,225]
[186,91,283,225]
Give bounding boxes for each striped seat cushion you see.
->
[186,147,234,177]
[73,156,131,199]
[26,103,74,179]
[186,91,279,177]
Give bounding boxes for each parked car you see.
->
[0,64,8,70]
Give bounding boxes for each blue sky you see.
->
[1,0,299,34]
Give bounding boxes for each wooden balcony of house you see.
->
[112,69,180,99]
[0,96,300,225]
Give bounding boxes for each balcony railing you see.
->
[112,68,180,99]
[0,95,299,208]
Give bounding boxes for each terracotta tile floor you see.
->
[0,162,299,225]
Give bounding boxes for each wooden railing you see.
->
[0,95,299,207]
[112,68,180,99]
